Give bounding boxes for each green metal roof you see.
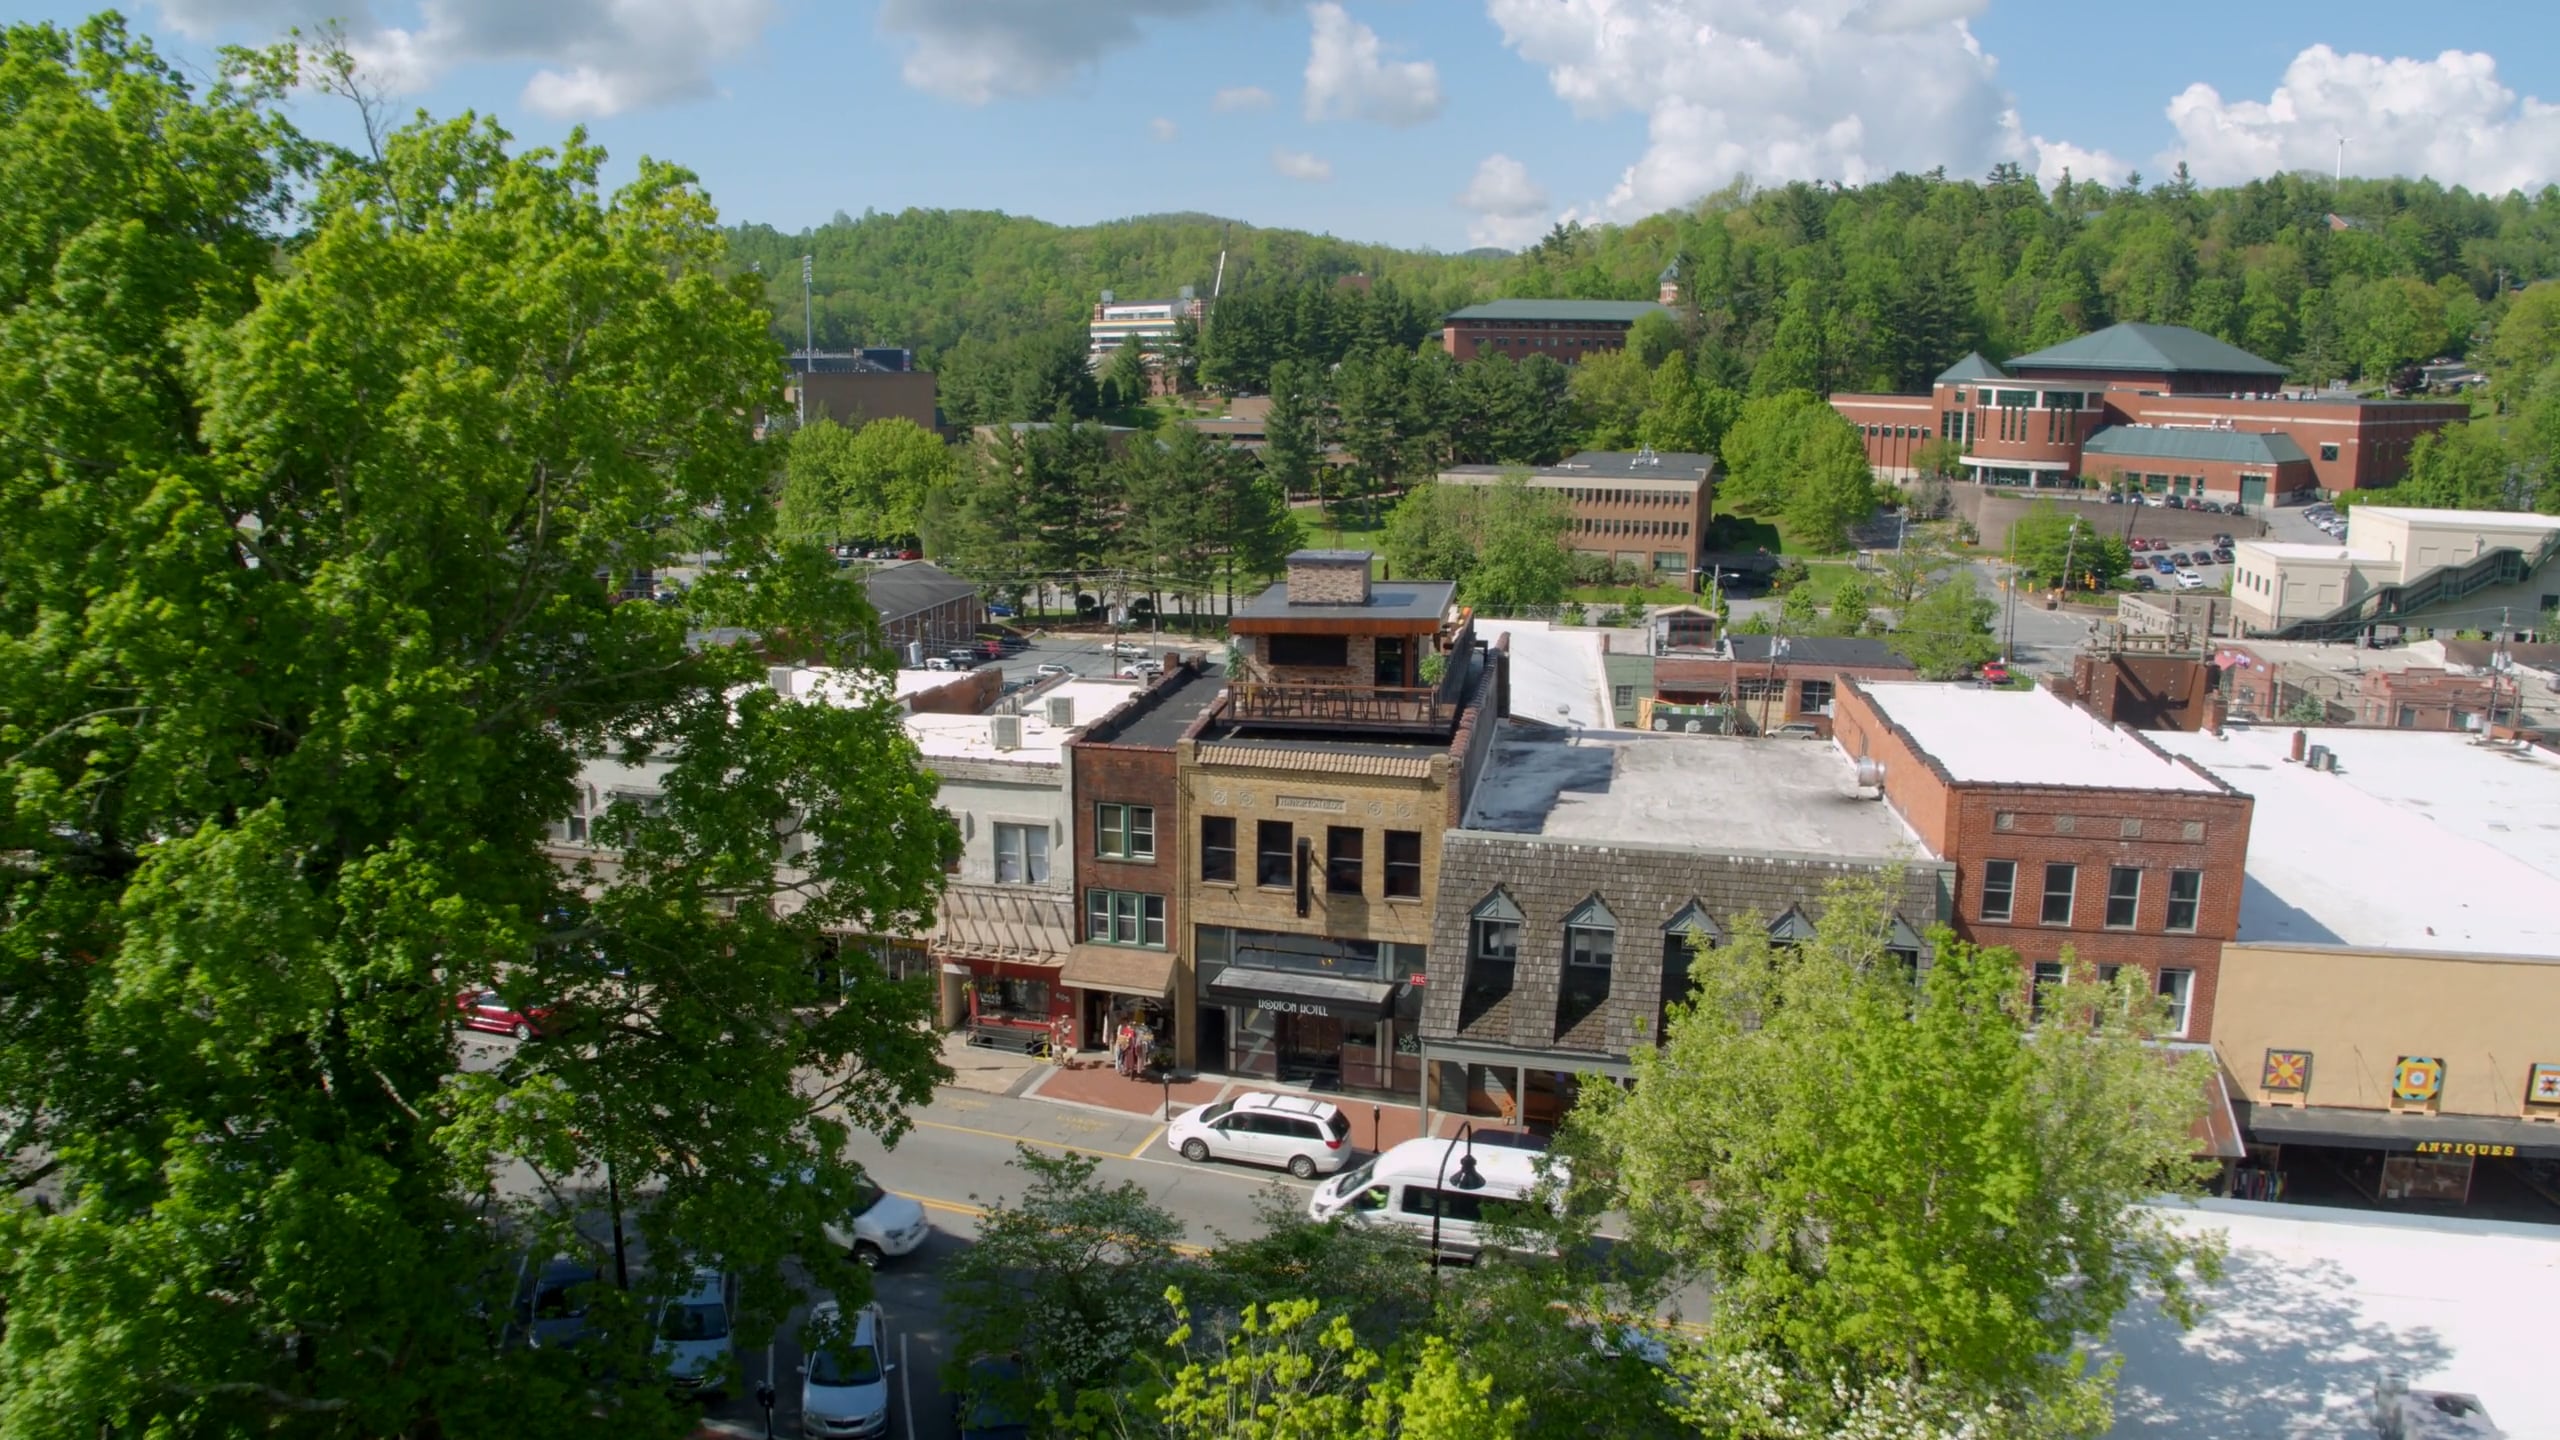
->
[1934,351,2007,384]
[1445,298,1669,324]
[2081,425,2307,466]
[2005,322,2286,377]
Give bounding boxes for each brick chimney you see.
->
[1286,549,1372,606]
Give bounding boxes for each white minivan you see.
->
[1306,1137,1566,1258]
[1167,1092,1352,1178]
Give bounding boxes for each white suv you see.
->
[1168,1092,1353,1178]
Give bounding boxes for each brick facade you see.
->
[2355,667,2500,730]
[1284,553,1371,606]
[1831,681,2254,1042]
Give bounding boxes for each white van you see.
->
[1306,1137,1566,1258]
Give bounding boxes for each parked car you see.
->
[519,1256,603,1351]
[922,657,957,672]
[2103,490,2124,504]
[2166,551,2191,567]
[2145,537,2167,551]
[2211,533,2234,549]
[2175,568,2207,590]
[2132,573,2158,590]
[820,1169,930,1269]
[2212,548,2236,565]
[458,989,555,1041]
[799,1299,891,1439]
[2164,494,2186,509]
[951,1354,1033,1440]
[2128,537,2150,552]
[985,601,1017,619]
[1977,659,2011,685]
[1108,639,1147,657]
[2149,555,2177,573]
[654,1267,734,1399]
[1168,1092,1353,1178]
[1033,663,1073,679]
[943,648,979,668]
[1765,722,1823,739]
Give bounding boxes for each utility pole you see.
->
[799,254,814,428]
[2335,135,2346,186]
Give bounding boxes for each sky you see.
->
[15,1,2560,252]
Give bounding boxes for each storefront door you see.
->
[1275,1012,1343,1089]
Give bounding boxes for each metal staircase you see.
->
[2266,528,2560,642]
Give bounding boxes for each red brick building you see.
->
[1440,298,1671,363]
[1059,664,1225,1058]
[1832,679,2254,1041]
[1830,323,2467,499]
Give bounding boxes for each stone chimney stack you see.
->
[1286,549,1372,606]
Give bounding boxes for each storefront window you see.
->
[973,975,1048,1020]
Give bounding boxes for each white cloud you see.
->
[2028,135,2129,193]
[2160,44,2560,194]
[878,0,1267,104]
[157,0,776,119]
[1149,116,1181,142]
[1486,0,2032,218]
[1457,154,1550,249]
[1212,83,1275,111]
[1302,2,1442,128]
[1271,146,1334,181]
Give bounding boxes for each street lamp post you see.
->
[1427,1122,1485,1307]
[798,254,814,428]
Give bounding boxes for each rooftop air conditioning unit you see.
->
[1046,695,1075,728]
[2305,743,2330,771]
[990,714,1022,751]
[1854,757,1887,793]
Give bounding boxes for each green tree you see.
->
[1263,359,1328,501]
[779,415,955,544]
[1467,471,1577,611]
[1563,876,2223,1437]
[1873,533,1959,607]
[1751,280,1829,396]
[948,1148,1190,1401]
[0,21,953,1437]
[1380,482,1480,588]
[1101,335,1154,414]
[933,427,1044,607]
[1626,307,1685,369]
[2009,500,2131,589]
[1018,420,1125,596]
[1138,1295,1527,1440]
[1567,345,1653,449]
[1889,573,2003,678]
[1779,418,1881,553]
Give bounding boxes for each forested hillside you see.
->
[727,168,2560,403]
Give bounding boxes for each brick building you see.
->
[1651,635,1918,737]
[1434,449,1717,580]
[1087,288,1206,364]
[1421,723,1950,1129]
[2080,426,2318,505]
[1831,680,2254,1041]
[859,561,984,663]
[1440,298,1670,363]
[1175,551,1504,1089]
[787,353,939,432]
[1058,665,1225,1064]
[1830,323,2467,497]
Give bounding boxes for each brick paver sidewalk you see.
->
[1022,1061,1503,1153]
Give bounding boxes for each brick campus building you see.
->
[1831,322,2466,504]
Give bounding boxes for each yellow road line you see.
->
[1126,1124,1166,1159]
[911,1116,1141,1162]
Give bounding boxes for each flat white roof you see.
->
[2106,1200,2560,1438]
[903,679,1137,761]
[2236,540,2361,561]
[2150,727,2560,953]
[1856,682,2222,792]
[1472,619,1612,729]
[2351,505,2560,529]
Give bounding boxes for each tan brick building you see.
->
[1832,680,2254,1042]
[1435,449,1717,581]
[1439,298,1670,363]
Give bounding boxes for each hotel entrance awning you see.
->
[1204,966,1397,1022]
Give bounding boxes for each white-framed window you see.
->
[1564,896,1618,973]
[2165,869,2202,933]
[2105,866,2142,930]
[2040,862,2077,926]
[2030,962,2066,1022]
[994,823,1050,885]
[1095,803,1154,861]
[2157,968,2195,1037]
[1085,889,1166,948]
[1979,860,2017,923]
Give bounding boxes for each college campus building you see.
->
[1420,723,1950,1128]
[785,350,938,432]
[1086,288,1205,364]
[1830,322,2467,501]
[2230,505,2560,639]
[1439,298,1671,363]
[860,560,986,663]
[1831,680,2255,1042]
[1434,449,1717,581]
[2147,727,2560,1210]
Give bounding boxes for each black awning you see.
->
[1205,965,1397,1022]
[2238,1100,2560,1161]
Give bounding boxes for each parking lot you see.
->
[983,630,1217,688]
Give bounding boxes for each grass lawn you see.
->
[1291,508,1386,552]
[1703,512,1849,558]
[1785,560,1866,603]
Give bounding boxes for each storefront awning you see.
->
[1059,945,1177,998]
[2193,1064,2246,1161]
[1205,965,1397,1022]
[2237,1100,2560,1160]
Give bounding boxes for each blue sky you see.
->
[15,1,2560,250]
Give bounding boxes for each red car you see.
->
[1978,659,2012,686]
[456,989,557,1041]
[2128,537,2150,552]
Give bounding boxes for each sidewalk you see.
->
[1018,1059,1494,1153]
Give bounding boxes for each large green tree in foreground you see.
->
[0,19,951,1438]
[1561,878,2224,1437]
